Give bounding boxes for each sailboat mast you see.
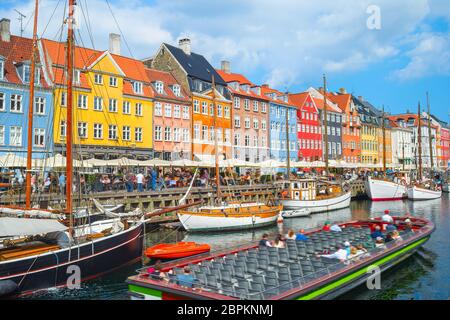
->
[323,74,329,175]
[382,105,386,172]
[285,105,291,179]
[66,0,75,220]
[211,75,221,201]
[427,92,434,169]
[417,102,423,181]
[25,0,39,209]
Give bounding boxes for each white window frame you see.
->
[33,128,45,147]
[0,92,5,111]
[173,105,181,118]
[164,104,172,117]
[93,123,103,139]
[122,125,131,141]
[108,124,118,140]
[94,96,103,111]
[182,106,189,119]
[60,121,66,138]
[9,126,22,146]
[109,76,118,87]
[94,73,103,85]
[154,102,162,116]
[34,97,45,115]
[0,125,5,145]
[10,94,23,113]
[122,101,131,114]
[133,81,143,94]
[164,127,172,141]
[109,98,118,113]
[77,94,88,109]
[77,122,88,139]
[135,127,143,142]
[193,100,200,113]
[135,103,143,116]
[154,126,162,141]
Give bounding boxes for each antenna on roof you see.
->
[14,9,26,37]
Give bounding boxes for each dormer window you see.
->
[73,70,80,84]
[172,84,181,97]
[0,59,4,80]
[23,65,31,83]
[154,81,164,94]
[133,81,143,94]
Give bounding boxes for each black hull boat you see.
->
[0,223,143,297]
[126,216,434,300]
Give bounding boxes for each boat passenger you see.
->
[285,229,296,240]
[381,210,394,224]
[384,233,394,243]
[386,224,397,233]
[370,225,384,239]
[176,266,196,289]
[295,229,308,241]
[317,245,348,262]
[391,230,403,241]
[356,244,368,254]
[343,241,352,256]
[322,221,331,232]
[330,224,342,232]
[259,234,272,247]
[147,260,169,282]
[404,219,414,233]
[273,235,285,249]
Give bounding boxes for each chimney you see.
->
[261,84,269,88]
[358,96,364,101]
[221,60,231,74]
[339,87,347,94]
[318,87,324,94]
[178,38,191,55]
[0,18,11,42]
[109,33,121,55]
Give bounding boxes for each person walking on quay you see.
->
[136,171,145,192]
[59,173,66,195]
[148,168,157,191]
[124,171,133,192]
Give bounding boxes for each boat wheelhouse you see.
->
[127,216,434,300]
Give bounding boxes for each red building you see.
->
[289,92,322,161]
[441,127,450,167]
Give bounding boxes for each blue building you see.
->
[0,19,53,159]
[262,86,297,162]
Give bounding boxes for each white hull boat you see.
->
[365,177,407,201]
[281,191,352,213]
[281,208,311,218]
[407,186,442,201]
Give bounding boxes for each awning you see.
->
[0,217,68,237]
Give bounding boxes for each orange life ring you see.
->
[281,190,289,199]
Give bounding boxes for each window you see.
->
[154,102,162,116]
[164,127,171,141]
[234,97,240,109]
[244,118,251,129]
[23,65,31,83]
[108,125,117,140]
[78,122,88,138]
[34,97,45,115]
[210,127,215,142]
[217,105,222,117]
[182,106,189,119]
[174,105,181,118]
[94,97,103,111]
[261,102,267,113]
[109,98,118,112]
[93,123,103,139]
[244,99,250,111]
[73,70,80,84]
[135,127,143,142]
[262,120,267,130]
[135,103,143,116]
[194,124,200,140]
[10,126,22,146]
[244,135,250,147]
[0,125,4,145]
[155,81,164,94]
[164,104,172,117]
[253,119,259,129]
[154,126,162,141]
[94,74,103,84]
[261,136,266,148]
[253,136,258,147]
[122,126,131,141]
[225,129,230,144]
[234,133,240,146]
[33,128,45,147]
[0,60,4,80]
[122,101,131,114]
[224,106,230,118]
[209,103,214,116]
[60,121,66,138]
[193,100,200,113]
[253,101,259,112]
[217,128,223,142]
[109,76,118,87]
[234,116,241,128]
[133,81,143,94]
[78,94,88,109]
[60,92,67,107]
[173,127,181,142]
[182,128,189,142]
[0,92,5,111]
[202,125,207,141]
[172,85,181,97]
[10,94,22,112]
[201,101,208,115]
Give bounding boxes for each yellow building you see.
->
[360,124,379,164]
[40,38,153,159]
[377,126,393,166]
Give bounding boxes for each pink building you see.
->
[145,69,192,160]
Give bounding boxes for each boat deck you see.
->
[128,218,433,300]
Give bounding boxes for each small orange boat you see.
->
[145,242,211,259]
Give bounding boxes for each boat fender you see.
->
[0,280,18,297]
[277,214,284,223]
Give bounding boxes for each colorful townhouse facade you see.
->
[439,124,450,168]
[306,87,343,161]
[262,86,297,162]
[217,62,270,162]
[148,39,232,161]
[388,117,414,169]
[289,92,322,161]
[145,68,191,160]
[353,96,379,165]
[39,34,154,160]
[327,89,360,163]
[0,19,53,159]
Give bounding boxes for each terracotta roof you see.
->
[216,70,252,85]
[260,85,294,107]
[0,35,50,88]
[144,68,190,103]
[327,92,352,113]
[215,69,269,101]
[288,92,310,110]
[312,97,342,114]
[388,114,438,129]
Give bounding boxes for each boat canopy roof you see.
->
[0,217,67,237]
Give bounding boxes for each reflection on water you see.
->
[22,195,450,300]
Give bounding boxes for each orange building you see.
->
[328,89,361,163]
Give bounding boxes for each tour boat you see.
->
[365,176,408,201]
[126,216,434,300]
[279,180,351,213]
[145,242,211,259]
[281,208,311,218]
[177,202,282,232]
[407,184,442,201]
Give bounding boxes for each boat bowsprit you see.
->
[145,242,211,259]
[127,216,434,300]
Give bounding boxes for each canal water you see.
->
[23,195,450,300]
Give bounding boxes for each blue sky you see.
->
[1,0,449,121]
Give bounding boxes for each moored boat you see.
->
[145,242,211,259]
[126,216,434,300]
[281,208,311,218]
[365,175,408,201]
[407,184,442,201]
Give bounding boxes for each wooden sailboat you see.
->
[280,75,351,213]
[365,106,408,201]
[407,99,442,200]
[177,76,281,232]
